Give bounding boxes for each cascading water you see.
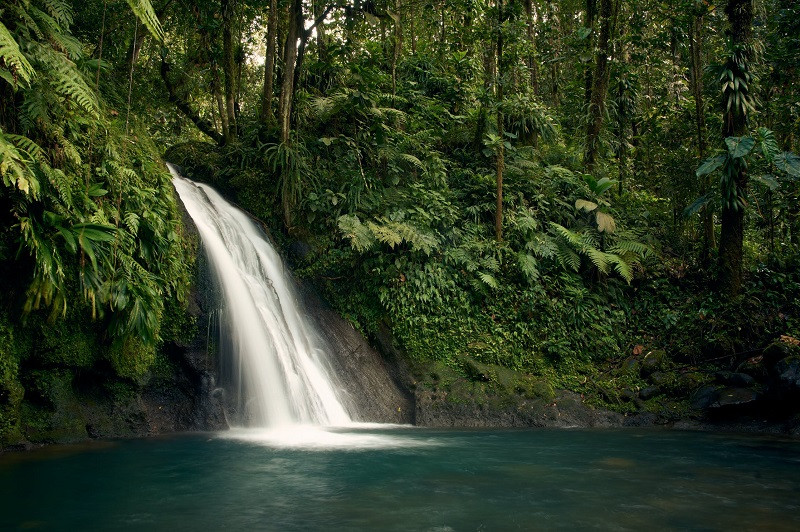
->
[168,164,352,428]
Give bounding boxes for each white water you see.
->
[168,164,352,429]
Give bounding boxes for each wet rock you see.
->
[775,357,800,390]
[640,350,666,377]
[623,412,660,427]
[714,387,759,408]
[675,372,705,394]
[287,240,313,264]
[620,388,638,401]
[692,386,721,409]
[621,357,641,376]
[639,386,661,400]
[714,371,755,387]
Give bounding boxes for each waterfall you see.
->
[168,164,352,428]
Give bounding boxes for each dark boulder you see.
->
[714,371,755,387]
[775,357,800,390]
[692,386,721,409]
[639,386,661,400]
[713,387,759,408]
[640,350,666,377]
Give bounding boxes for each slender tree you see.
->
[584,0,614,172]
[221,0,238,141]
[260,0,279,124]
[718,0,755,295]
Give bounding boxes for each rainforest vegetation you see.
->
[1,0,799,444]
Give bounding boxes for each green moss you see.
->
[108,337,156,382]
[0,321,25,444]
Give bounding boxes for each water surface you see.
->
[2,427,798,531]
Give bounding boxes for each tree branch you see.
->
[160,59,223,145]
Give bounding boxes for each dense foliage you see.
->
[0,0,194,443]
[2,0,799,443]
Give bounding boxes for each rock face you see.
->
[412,389,626,428]
[298,284,415,425]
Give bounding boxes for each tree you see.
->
[583,0,615,172]
[717,0,754,295]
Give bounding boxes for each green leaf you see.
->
[72,223,116,242]
[757,128,780,160]
[752,174,779,191]
[684,193,713,217]
[696,155,726,177]
[725,136,755,159]
[592,177,617,196]
[773,152,800,178]
[88,183,108,197]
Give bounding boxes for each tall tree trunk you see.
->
[391,0,403,99]
[524,0,538,94]
[409,2,416,54]
[583,0,597,107]
[260,0,279,124]
[689,10,714,261]
[221,0,238,142]
[495,0,505,241]
[584,0,613,172]
[278,0,302,144]
[212,63,229,140]
[718,0,754,296]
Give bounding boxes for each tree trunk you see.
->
[278,0,302,144]
[718,0,754,296]
[212,63,229,140]
[260,0,278,124]
[392,0,402,99]
[524,0,538,94]
[584,0,613,172]
[495,0,505,241]
[583,0,597,107]
[221,0,238,142]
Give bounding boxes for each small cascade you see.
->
[169,164,352,428]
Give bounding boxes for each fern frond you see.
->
[0,21,36,87]
[555,239,580,272]
[337,214,376,252]
[5,134,47,164]
[609,238,651,258]
[477,271,499,289]
[40,0,74,28]
[607,253,633,283]
[399,153,425,169]
[517,253,539,282]
[126,0,165,43]
[551,222,583,249]
[585,247,610,273]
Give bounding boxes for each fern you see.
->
[51,60,99,117]
[477,271,499,289]
[39,0,74,28]
[0,131,40,196]
[338,214,376,252]
[0,20,35,87]
[126,0,165,43]
[517,252,540,282]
